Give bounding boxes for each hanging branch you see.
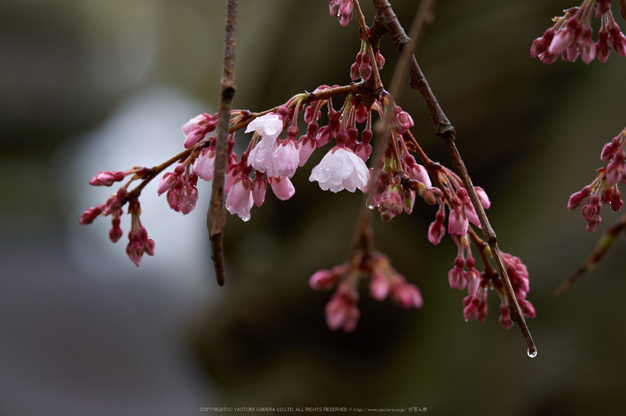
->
[208,0,239,286]
[370,0,537,356]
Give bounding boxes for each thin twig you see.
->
[208,0,238,286]
[555,214,626,296]
[371,0,537,356]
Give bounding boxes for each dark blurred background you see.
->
[2,0,626,415]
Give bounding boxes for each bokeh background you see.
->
[1,0,626,415]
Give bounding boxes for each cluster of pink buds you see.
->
[125,200,155,267]
[452,245,535,329]
[310,252,423,332]
[416,161,537,328]
[80,167,156,266]
[367,102,443,222]
[350,41,385,82]
[531,0,626,64]
[568,128,626,231]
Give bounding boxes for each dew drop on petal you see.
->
[527,348,537,358]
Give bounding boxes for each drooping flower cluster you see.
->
[80,167,156,266]
[309,251,423,332]
[461,252,536,329]
[531,0,626,64]
[350,40,385,83]
[568,127,626,231]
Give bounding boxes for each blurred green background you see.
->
[2,0,626,415]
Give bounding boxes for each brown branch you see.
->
[372,0,536,356]
[208,0,238,287]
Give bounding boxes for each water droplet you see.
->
[464,319,468,322]
[367,204,375,210]
[527,348,537,358]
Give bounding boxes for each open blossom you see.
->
[245,113,283,142]
[270,140,300,178]
[309,146,369,193]
[247,113,300,178]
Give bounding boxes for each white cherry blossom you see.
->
[309,146,369,193]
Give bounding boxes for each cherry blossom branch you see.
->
[107,83,369,212]
[208,0,239,286]
[370,0,537,356]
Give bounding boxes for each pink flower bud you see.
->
[157,172,178,196]
[309,265,344,290]
[448,206,468,236]
[193,148,215,182]
[499,303,513,330]
[269,176,295,201]
[225,179,254,222]
[463,295,480,321]
[109,214,123,243]
[474,186,491,209]
[605,151,625,186]
[391,283,423,309]
[89,170,126,186]
[325,294,359,332]
[369,271,390,301]
[428,206,446,245]
[251,177,267,207]
[179,183,198,215]
[568,185,591,210]
[79,203,105,225]
[298,136,316,167]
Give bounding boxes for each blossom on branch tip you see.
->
[79,203,105,225]
[125,200,155,267]
[309,146,369,193]
[89,170,126,187]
